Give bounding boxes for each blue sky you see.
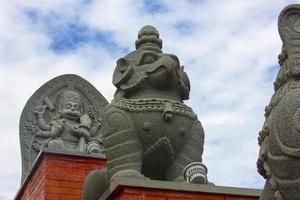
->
[0,0,299,199]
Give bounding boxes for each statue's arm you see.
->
[70,125,91,141]
[37,121,63,138]
[80,128,91,141]
[89,118,101,137]
[37,130,54,138]
[34,105,51,131]
[37,116,51,130]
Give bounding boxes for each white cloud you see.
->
[0,0,299,199]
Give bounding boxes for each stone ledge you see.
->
[101,177,262,200]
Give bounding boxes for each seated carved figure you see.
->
[257,4,300,200]
[34,90,100,152]
[83,26,207,200]
[19,74,108,183]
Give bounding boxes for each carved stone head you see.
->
[58,90,82,120]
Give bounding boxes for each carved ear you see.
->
[116,58,129,72]
[167,54,180,67]
[178,66,190,100]
[113,58,133,88]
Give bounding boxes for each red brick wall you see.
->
[110,187,259,200]
[16,153,106,200]
[16,152,260,200]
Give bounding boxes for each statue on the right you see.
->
[257,4,300,200]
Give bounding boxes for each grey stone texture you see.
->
[257,4,300,200]
[83,25,206,200]
[19,74,108,183]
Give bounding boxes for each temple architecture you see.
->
[15,4,300,200]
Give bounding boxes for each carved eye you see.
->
[65,103,72,109]
[73,105,79,111]
[141,55,155,64]
[139,52,159,65]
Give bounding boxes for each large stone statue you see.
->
[19,74,108,183]
[83,26,207,200]
[257,4,300,200]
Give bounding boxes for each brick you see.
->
[144,195,166,200]
[45,193,82,200]
[16,153,106,200]
[45,180,83,189]
[57,155,87,163]
[225,196,258,200]
[46,167,86,182]
[86,158,107,165]
[44,155,60,162]
[121,194,143,200]
[17,153,258,200]
[84,163,105,170]
[45,186,82,195]
[46,159,86,169]
[162,193,224,200]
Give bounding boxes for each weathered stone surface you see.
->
[257,4,300,200]
[83,25,207,200]
[19,74,108,183]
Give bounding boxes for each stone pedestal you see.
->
[15,149,261,200]
[101,178,261,200]
[15,149,106,200]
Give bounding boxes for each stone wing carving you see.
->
[19,74,108,183]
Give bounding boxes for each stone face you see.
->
[83,25,207,200]
[257,4,300,200]
[19,74,108,183]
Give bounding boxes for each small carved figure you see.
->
[83,25,207,200]
[258,4,300,200]
[33,90,101,153]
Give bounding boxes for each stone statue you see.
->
[33,90,99,152]
[83,25,207,200]
[19,74,108,183]
[257,4,300,200]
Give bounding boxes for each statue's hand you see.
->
[80,114,92,128]
[71,125,90,140]
[34,105,47,116]
[35,131,43,137]
[35,130,53,138]
[80,129,91,141]
[93,117,102,128]
[32,143,41,151]
[70,125,81,137]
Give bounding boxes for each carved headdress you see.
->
[135,25,163,52]
[59,90,82,104]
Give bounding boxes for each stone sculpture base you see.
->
[101,178,261,200]
[15,149,106,200]
[14,149,261,200]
